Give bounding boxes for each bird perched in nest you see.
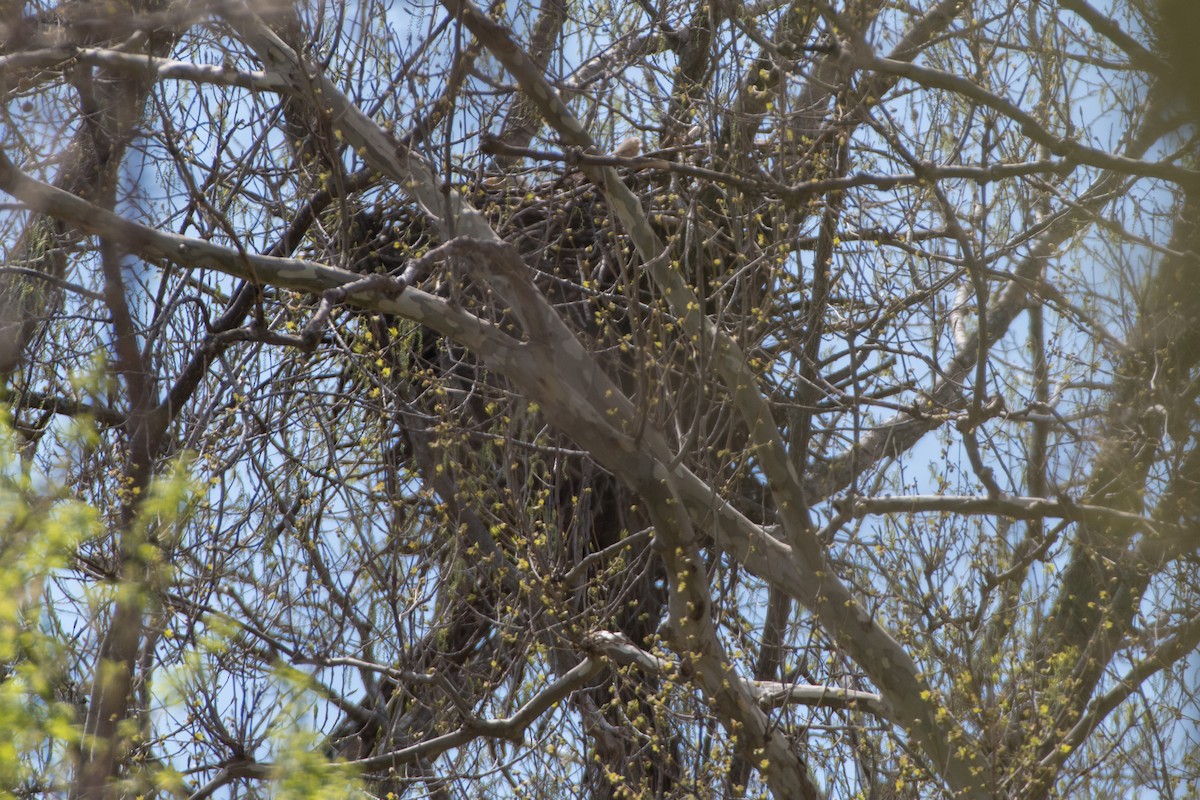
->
[612,136,642,159]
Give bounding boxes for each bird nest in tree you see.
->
[324,153,809,369]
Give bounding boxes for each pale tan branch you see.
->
[864,56,1197,185]
[0,46,287,91]
[587,630,892,720]
[842,494,1162,535]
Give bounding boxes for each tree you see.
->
[1,0,1198,797]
